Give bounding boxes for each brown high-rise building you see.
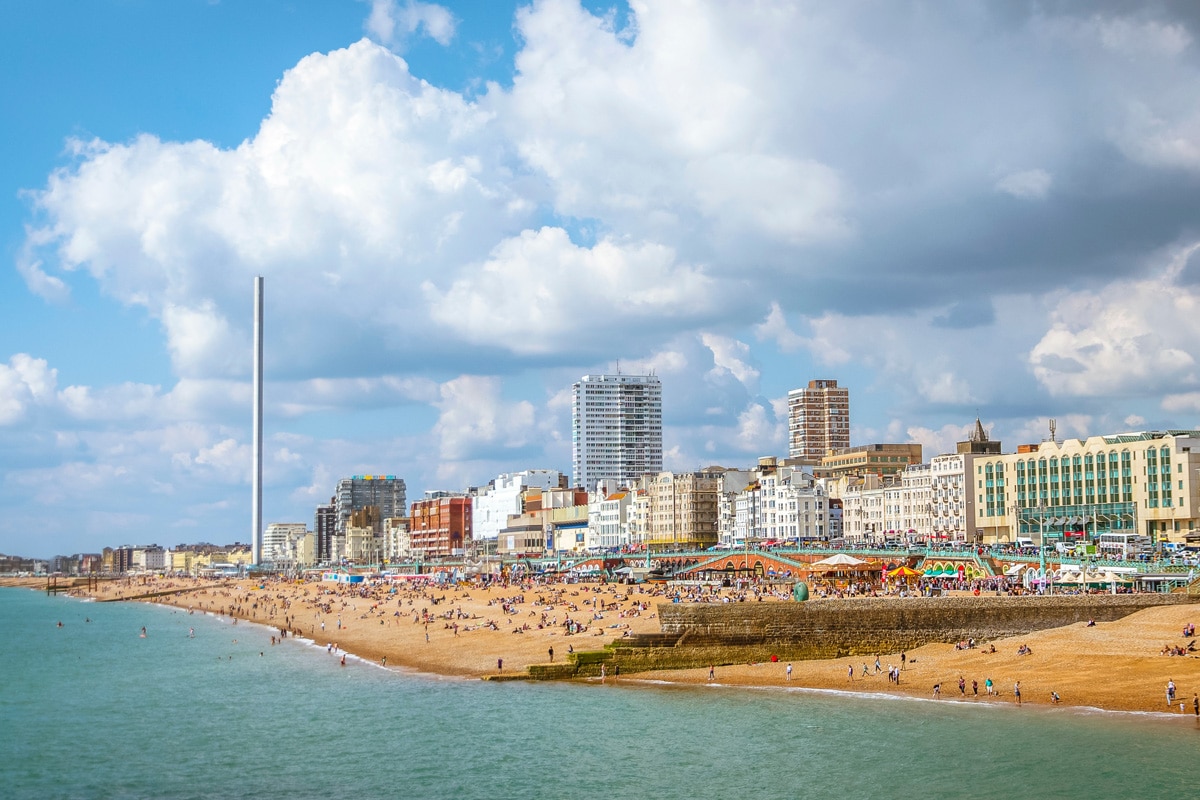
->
[787,379,850,461]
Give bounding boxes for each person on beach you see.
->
[985,677,994,695]
[1051,691,1060,704]
[933,683,941,699]
[602,664,607,682]
[548,646,554,662]
[1014,681,1022,705]
[848,664,854,682]
[958,676,966,696]
[900,652,906,669]
[972,680,978,697]
[786,663,793,681]
[1167,679,1176,706]
[497,658,503,672]
[708,665,715,681]
[340,653,346,667]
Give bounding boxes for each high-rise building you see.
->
[315,498,336,562]
[572,373,663,492]
[787,379,850,461]
[334,475,407,538]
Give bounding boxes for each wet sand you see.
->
[11,575,1200,714]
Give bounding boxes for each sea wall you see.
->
[586,594,1198,675]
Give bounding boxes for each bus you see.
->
[1097,533,1153,560]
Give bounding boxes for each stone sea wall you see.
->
[577,594,1197,676]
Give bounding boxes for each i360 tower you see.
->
[251,276,264,566]
[571,373,663,492]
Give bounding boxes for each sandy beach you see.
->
[14,575,1200,716]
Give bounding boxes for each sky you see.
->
[5,0,1200,558]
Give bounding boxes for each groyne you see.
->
[549,594,1197,678]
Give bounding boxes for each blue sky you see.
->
[5,0,1200,558]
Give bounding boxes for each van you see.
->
[1015,537,1034,549]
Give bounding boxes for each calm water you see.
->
[1,587,1195,799]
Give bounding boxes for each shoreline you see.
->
[8,575,1200,718]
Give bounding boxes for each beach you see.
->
[16,575,1200,716]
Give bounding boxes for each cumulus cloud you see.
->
[432,375,535,462]
[700,333,759,392]
[0,355,57,425]
[423,227,719,352]
[366,1,456,48]
[754,303,808,353]
[1030,246,1200,397]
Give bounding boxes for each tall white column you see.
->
[252,276,264,566]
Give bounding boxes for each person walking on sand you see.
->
[708,665,715,682]
[1014,681,1022,705]
[786,663,793,681]
[548,646,554,662]
[848,664,854,682]
[497,657,503,673]
[985,677,993,696]
[958,676,966,696]
[1167,679,1176,706]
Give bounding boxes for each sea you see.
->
[1,587,1196,800]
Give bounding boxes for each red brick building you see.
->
[410,494,472,558]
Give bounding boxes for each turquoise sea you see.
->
[1,587,1196,799]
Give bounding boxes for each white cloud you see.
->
[700,333,759,391]
[917,371,974,405]
[1029,247,1200,397]
[1162,394,1200,414]
[366,1,456,48]
[904,423,973,460]
[431,375,535,461]
[26,39,519,378]
[754,302,808,353]
[58,382,162,421]
[733,401,783,453]
[0,354,57,425]
[424,227,718,351]
[995,168,1051,200]
[504,0,849,249]
[161,303,242,379]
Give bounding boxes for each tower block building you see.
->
[787,379,850,462]
[572,373,663,492]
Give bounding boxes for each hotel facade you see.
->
[971,430,1200,546]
